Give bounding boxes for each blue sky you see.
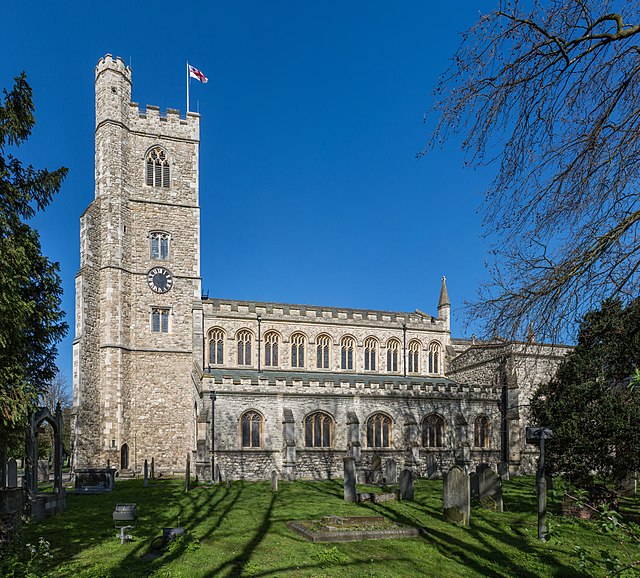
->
[1,1,495,383]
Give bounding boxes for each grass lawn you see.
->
[8,476,639,577]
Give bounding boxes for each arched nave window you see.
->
[237,330,253,366]
[241,410,263,448]
[386,339,400,373]
[208,328,224,365]
[304,411,333,448]
[408,340,421,373]
[428,341,442,374]
[264,331,279,367]
[316,334,330,369]
[291,333,306,368]
[474,415,490,449]
[341,336,355,370]
[364,337,378,371]
[149,231,170,260]
[422,414,446,448]
[366,413,392,448]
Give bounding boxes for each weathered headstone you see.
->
[384,459,397,484]
[143,459,148,487]
[469,472,479,499]
[425,454,439,479]
[271,470,278,492]
[476,462,491,474]
[185,453,191,492]
[151,457,155,480]
[343,457,357,503]
[399,469,414,501]
[497,461,510,481]
[443,465,470,526]
[37,460,49,483]
[478,469,503,512]
[214,463,221,483]
[616,477,637,498]
[6,458,18,488]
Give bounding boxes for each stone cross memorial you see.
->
[443,465,470,526]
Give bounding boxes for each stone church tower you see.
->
[72,55,203,471]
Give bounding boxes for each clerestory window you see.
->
[264,331,279,367]
[150,231,170,260]
[316,334,330,369]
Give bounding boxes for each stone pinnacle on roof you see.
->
[438,276,450,308]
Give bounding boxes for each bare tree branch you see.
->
[424,0,640,342]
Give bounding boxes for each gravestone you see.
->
[497,461,510,481]
[185,453,191,492]
[366,455,383,484]
[143,459,148,487]
[214,464,221,483]
[343,457,357,503]
[476,462,491,474]
[616,477,637,498]
[6,458,18,488]
[384,459,397,484]
[151,457,155,480]
[271,470,278,492]
[425,454,439,479]
[399,469,414,501]
[443,465,470,526]
[37,460,49,483]
[478,469,503,511]
[469,472,479,499]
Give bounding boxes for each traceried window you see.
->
[208,328,224,365]
[428,341,441,374]
[408,340,421,373]
[237,330,252,366]
[264,332,279,367]
[364,337,378,371]
[422,414,446,448]
[151,307,170,333]
[341,336,355,370]
[316,334,330,369]
[304,412,333,448]
[241,410,262,448]
[150,231,170,260]
[291,333,305,368]
[386,339,400,372]
[367,413,392,448]
[474,415,490,448]
[146,147,170,188]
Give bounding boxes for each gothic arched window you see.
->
[364,337,378,371]
[366,413,392,448]
[241,410,262,448]
[264,332,279,367]
[428,341,441,374]
[149,231,170,260]
[291,333,306,368]
[237,330,252,366]
[474,415,490,448]
[408,340,421,373]
[422,414,446,448]
[304,411,333,448]
[146,147,170,188]
[208,328,224,365]
[316,334,330,369]
[386,339,400,372]
[341,336,355,370]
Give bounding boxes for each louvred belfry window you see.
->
[146,147,170,188]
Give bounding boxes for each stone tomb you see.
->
[288,515,420,543]
[443,465,470,526]
[74,468,115,493]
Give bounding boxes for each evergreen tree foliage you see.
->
[531,299,640,485]
[0,73,68,445]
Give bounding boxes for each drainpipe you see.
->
[402,323,407,378]
[257,315,262,372]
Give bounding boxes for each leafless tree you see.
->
[425,0,640,342]
[39,373,71,413]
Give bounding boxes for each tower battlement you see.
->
[95,54,131,83]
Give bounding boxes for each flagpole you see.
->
[186,62,190,113]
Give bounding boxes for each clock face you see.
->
[147,267,173,294]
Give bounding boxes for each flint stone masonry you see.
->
[73,55,568,482]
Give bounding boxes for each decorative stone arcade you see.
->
[25,404,66,519]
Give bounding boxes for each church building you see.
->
[71,56,566,481]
